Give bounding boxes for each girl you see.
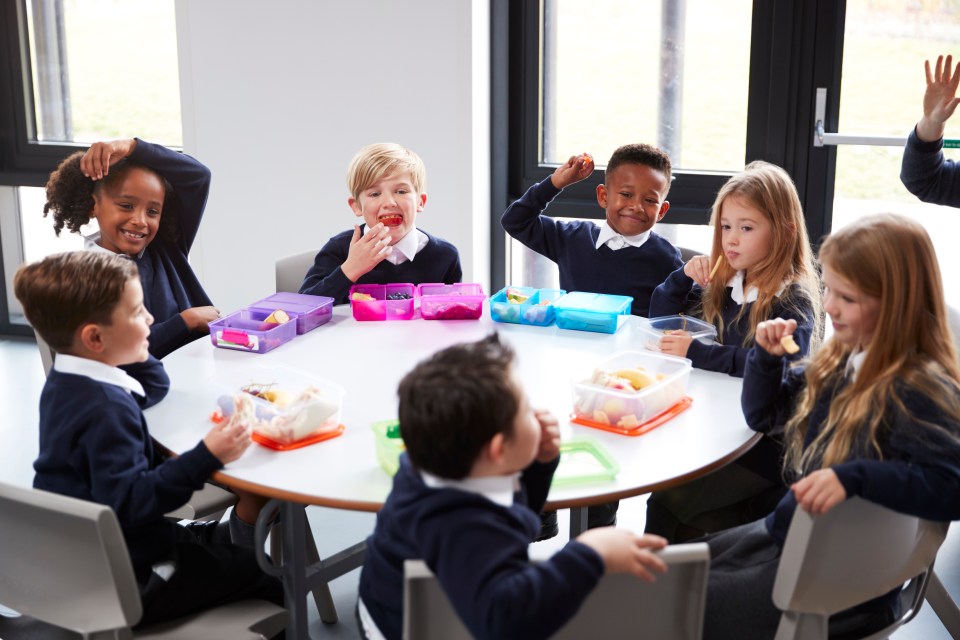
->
[649,160,822,376]
[644,161,822,542]
[705,213,960,639]
[44,137,219,359]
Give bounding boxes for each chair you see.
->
[677,246,704,262]
[402,542,710,640]
[772,496,947,640]
[0,481,286,639]
[275,249,316,293]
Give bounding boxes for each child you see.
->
[649,160,822,376]
[14,251,282,628]
[500,143,683,318]
[901,53,960,208]
[44,138,219,360]
[704,213,960,639]
[357,333,668,640]
[299,142,462,303]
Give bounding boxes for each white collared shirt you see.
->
[83,232,145,260]
[844,348,867,382]
[53,353,145,397]
[727,271,787,306]
[419,470,522,508]
[594,221,651,251]
[363,226,428,266]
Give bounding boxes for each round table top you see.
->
[144,304,758,512]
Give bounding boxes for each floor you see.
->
[0,335,957,639]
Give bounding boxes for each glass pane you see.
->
[25,0,181,146]
[19,186,84,265]
[834,2,960,305]
[542,0,751,172]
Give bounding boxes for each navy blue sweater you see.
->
[741,347,960,549]
[33,357,223,581]
[359,455,604,640]
[900,128,960,207]
[501,178,682,317]
[650,266,816,376]
[299,227,462,304]
[127,139,214,359]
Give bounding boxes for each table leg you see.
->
[281,501,311,639]
[569,506,589,538]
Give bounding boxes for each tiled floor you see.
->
[0,335,957,638]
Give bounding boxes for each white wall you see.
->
[174,0,490,312]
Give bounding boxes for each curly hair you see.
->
[43,151,179,244]
[606,143,673,189]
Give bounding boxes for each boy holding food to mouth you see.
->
[299,143,462,304]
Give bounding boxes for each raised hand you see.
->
[917,54,960,142]
[341,223,393,282]
[534,409,561,463]
[81,139,138,180]
[754,317,798,356]
[550,153,595,190]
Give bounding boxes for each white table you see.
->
[145,304,758,637]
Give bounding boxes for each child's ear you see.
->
[417,192,427,212]
[78,323,106,354]
[348,197,363,217]
[485,432,507,466]
[596,184,608,209]
[656,201,671,222]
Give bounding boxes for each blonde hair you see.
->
[784,213,960,474]
[346,143,426,201]
[701,161,822,348]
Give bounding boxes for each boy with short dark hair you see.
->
[357,333,668,640]
[15,251,282,628]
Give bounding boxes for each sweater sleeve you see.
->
[741,347,805,435]
[900,127,960,208]
[500,178,569,262]
[520,457,561,514]
[146,314,193,360]
[119,356,170,409]
[649,265,698,316]
[299,233,354,303]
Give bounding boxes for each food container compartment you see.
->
[418,283,485,320]
[249,292,334,334]
[571,350,692,435]
[551,438,620,487]
[490,286,566,326]
[553,292,633,334]
[208,309,297,354]
[349,283,417,321]
[638,315,718,352]
[371,419,405,476]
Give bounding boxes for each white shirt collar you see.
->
[419,470,521,508]
[594,221,651,251]
[83,232,145,260]
[363,226,427,265]
[53,353,145,397]
[727,271,787,305]
[844,348,868,382]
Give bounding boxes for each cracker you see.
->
[780,334,800,355]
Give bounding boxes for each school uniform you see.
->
[900,127,960,207]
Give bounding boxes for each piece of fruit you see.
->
[264,309,290,324]
[614,368,656,390]
[262,389,294,407]
[351,292,375,301]
[505,288,530,304]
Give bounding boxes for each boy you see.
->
[300,142,462,303]
[358,334,668,640]
[15,251,282,628]
[501,143,682,318]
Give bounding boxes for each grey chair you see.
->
[402,542,710,640]
[275,249,316,293]
[772,496,947,640]
[0,481,286,639]
[677,246,704,262]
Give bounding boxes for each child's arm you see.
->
[119,356,170,410]
[741,318,807,434]
[916,54,960,143]
[576,528,668,583]
[519,410,562,513]
[648,262,700,317]
[299,225,392,303]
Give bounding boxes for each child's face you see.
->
[91,167,165,256]
[98,278,154,366]
[348,172,426,246]
[501,370,541,473]
[595,164,670,237]
[718,195,773,280]
[822,264,880,350]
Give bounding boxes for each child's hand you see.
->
[683,255,714,286]
[550,153,595,190]
[181,306,220,332]
[918,54,960,142]
[576,528,668,582]
[754,318,798,356]
[341,224,393,282]
[534,409,560,463]
[792,469,847,516]
[81,139,137,180]
[203,417,252,465]
[658,333,693,358]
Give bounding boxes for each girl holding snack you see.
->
[44,138,219,359]
[648,160,822,376]
[704,212,960,639]
[644,161,822,542]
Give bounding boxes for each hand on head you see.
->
[917,54,960,142]
[550,153,596,190]
[81,139,137,181]
[203,417,252,464]
[342,223,393,282]
[754,318,798,356]
[576,528,668,582]
[534,409,561,463]
[791,468,846,516]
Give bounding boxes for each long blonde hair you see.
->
[701,161,822,348]
[784,213,960,474]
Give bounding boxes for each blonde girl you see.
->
[704,213,960,639]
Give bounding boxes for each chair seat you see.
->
[165,483,237,521]
[136,599,287,639]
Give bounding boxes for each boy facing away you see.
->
[15,251,282,628]
[501,143,683,318]
[358,333,668,640]
[299,142,462,304]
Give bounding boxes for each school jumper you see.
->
[900,127,960,207]
[299,226,462,304]
[358,455,604,640]
[702,347,960,640]
[33,355,281,626]
[501,178,682,317]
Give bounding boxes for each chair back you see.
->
[31,327,55,377]
[403,542,710,640]
[275,250,316,293]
